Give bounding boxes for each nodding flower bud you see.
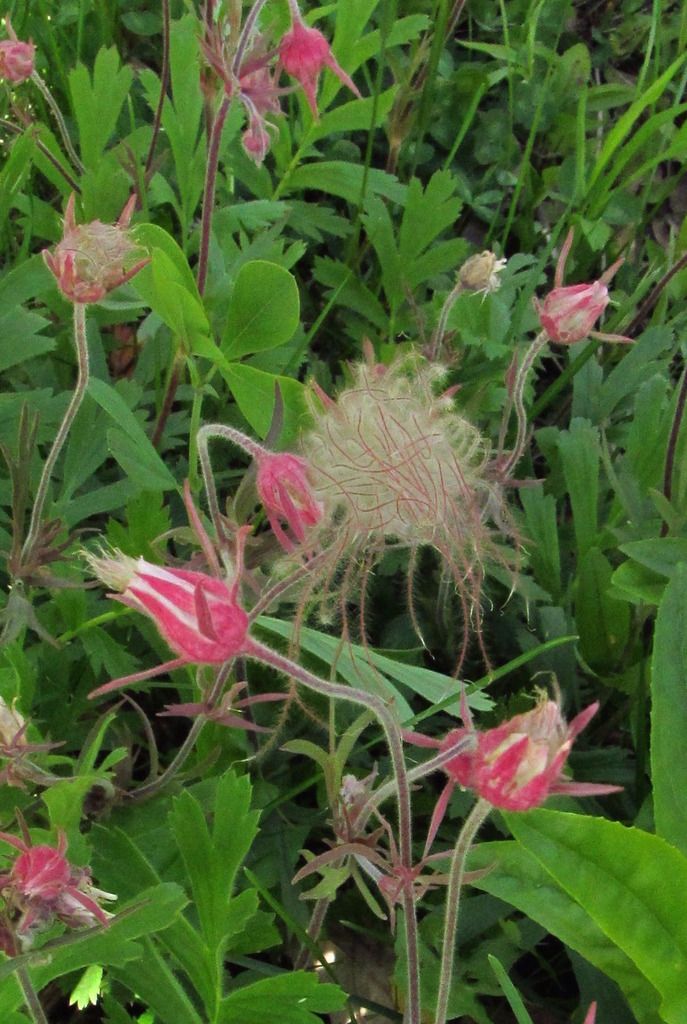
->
[255,451,323,552]
[458,251,507,295]
[279,8,360,117]
[0,19,35,84]
[42,194,149,305]
[86,549,250,698]
[0,831,115,940]
[534,229,632,345]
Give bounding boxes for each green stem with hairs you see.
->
[21,303,89,566]
[433,799,491,1024]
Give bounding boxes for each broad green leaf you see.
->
[312,88,396,140]
[399,171,461,266]
[506,809,687,1024]
[134,246,210,353]
[576,547,630,671]
[470,840,661,1023]
[218,972,345,1024]
[558,419,599,558]
[109,937,203,1024]
[610,560,667,606]
[222,261,300,359]
[134,224,201,300]
[362,195,403,312]
[68,47,133,170]
[619,539,687,579]
[220,363,308,446]
[651,566,687,855]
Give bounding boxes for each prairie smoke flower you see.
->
[279,4,361,117]
[297,355,513,654]
[408,693,620,850]
[0,831,114,940]
[0,697,60,789]
[255,451,323,552]
[42,193,149,304]
[86,550,249,698]
[534,229,632,345]
[0,18,35,84]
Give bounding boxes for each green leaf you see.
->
[222,261,300,359]
[651,565,687,856]
[220,363,308,446]
[619,539,687,579]
[170,772,260,950]
[558,419,600,557]
[576,547,630,671]
[506,809,687,1024]
[488,955,535,1024]
[134,245,210,354]
[470,840,661,1023]
[519,488,561,600]
[286,161,406,205]
[610,560,667,606]
[218,972,345,1024]
[69,964,103,1010]
[87,378,176,491]
[69,47,133,169]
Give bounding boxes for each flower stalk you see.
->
[20,303,89,566]
[433,798,491,1024]
[31,71,84,175]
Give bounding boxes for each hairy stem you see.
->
[197,96,230,296]
[294,895,330,970]
[21,303,89,565]
[31,71,84,174]
[245,638,421,1024]
[0,118,81,192]
[498,330,548,478]
[232,0,270,75]
[427,281,464,361]
[144,0,171,178]
[197,423,266,546]
[433,799,491,1024]
[17,967,49,1024]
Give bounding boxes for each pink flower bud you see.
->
[0,831,115,937]
[279,12,360,117]
[0,19,35,84]
[255,451,323,552]
[534,229,631,345]
[584,1003,597,1024]
[42,194,149,305]
[88,552,249,666]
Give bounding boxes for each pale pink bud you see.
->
[0,19,35,84]
[87,551,249,665]
[279,13,360,117]
[242,115,272,165]
[583,1003,597,1024]
[42,194,149,305]
[534,229,631,345]
[255,451,323,552]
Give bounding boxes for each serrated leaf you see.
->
[558,419,600,557]
[69,47,133,169]
[286,161,406,205]
[576,547,630,670]
[69,964,103,1010]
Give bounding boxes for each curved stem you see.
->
[144,0,171,178]
[21,303,89,565]
[428,281,464,361]
[361,733,476,824]
[197,423,267,545]
[17,966,48,1024]
[232,0,270,75]
[31,71,84,174]
[498,330,548,479]
[245,638,421,1024]
[433,799,491,1024]
[197,96,230,296]
[128,663,232,803]
[0,117,81,193]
